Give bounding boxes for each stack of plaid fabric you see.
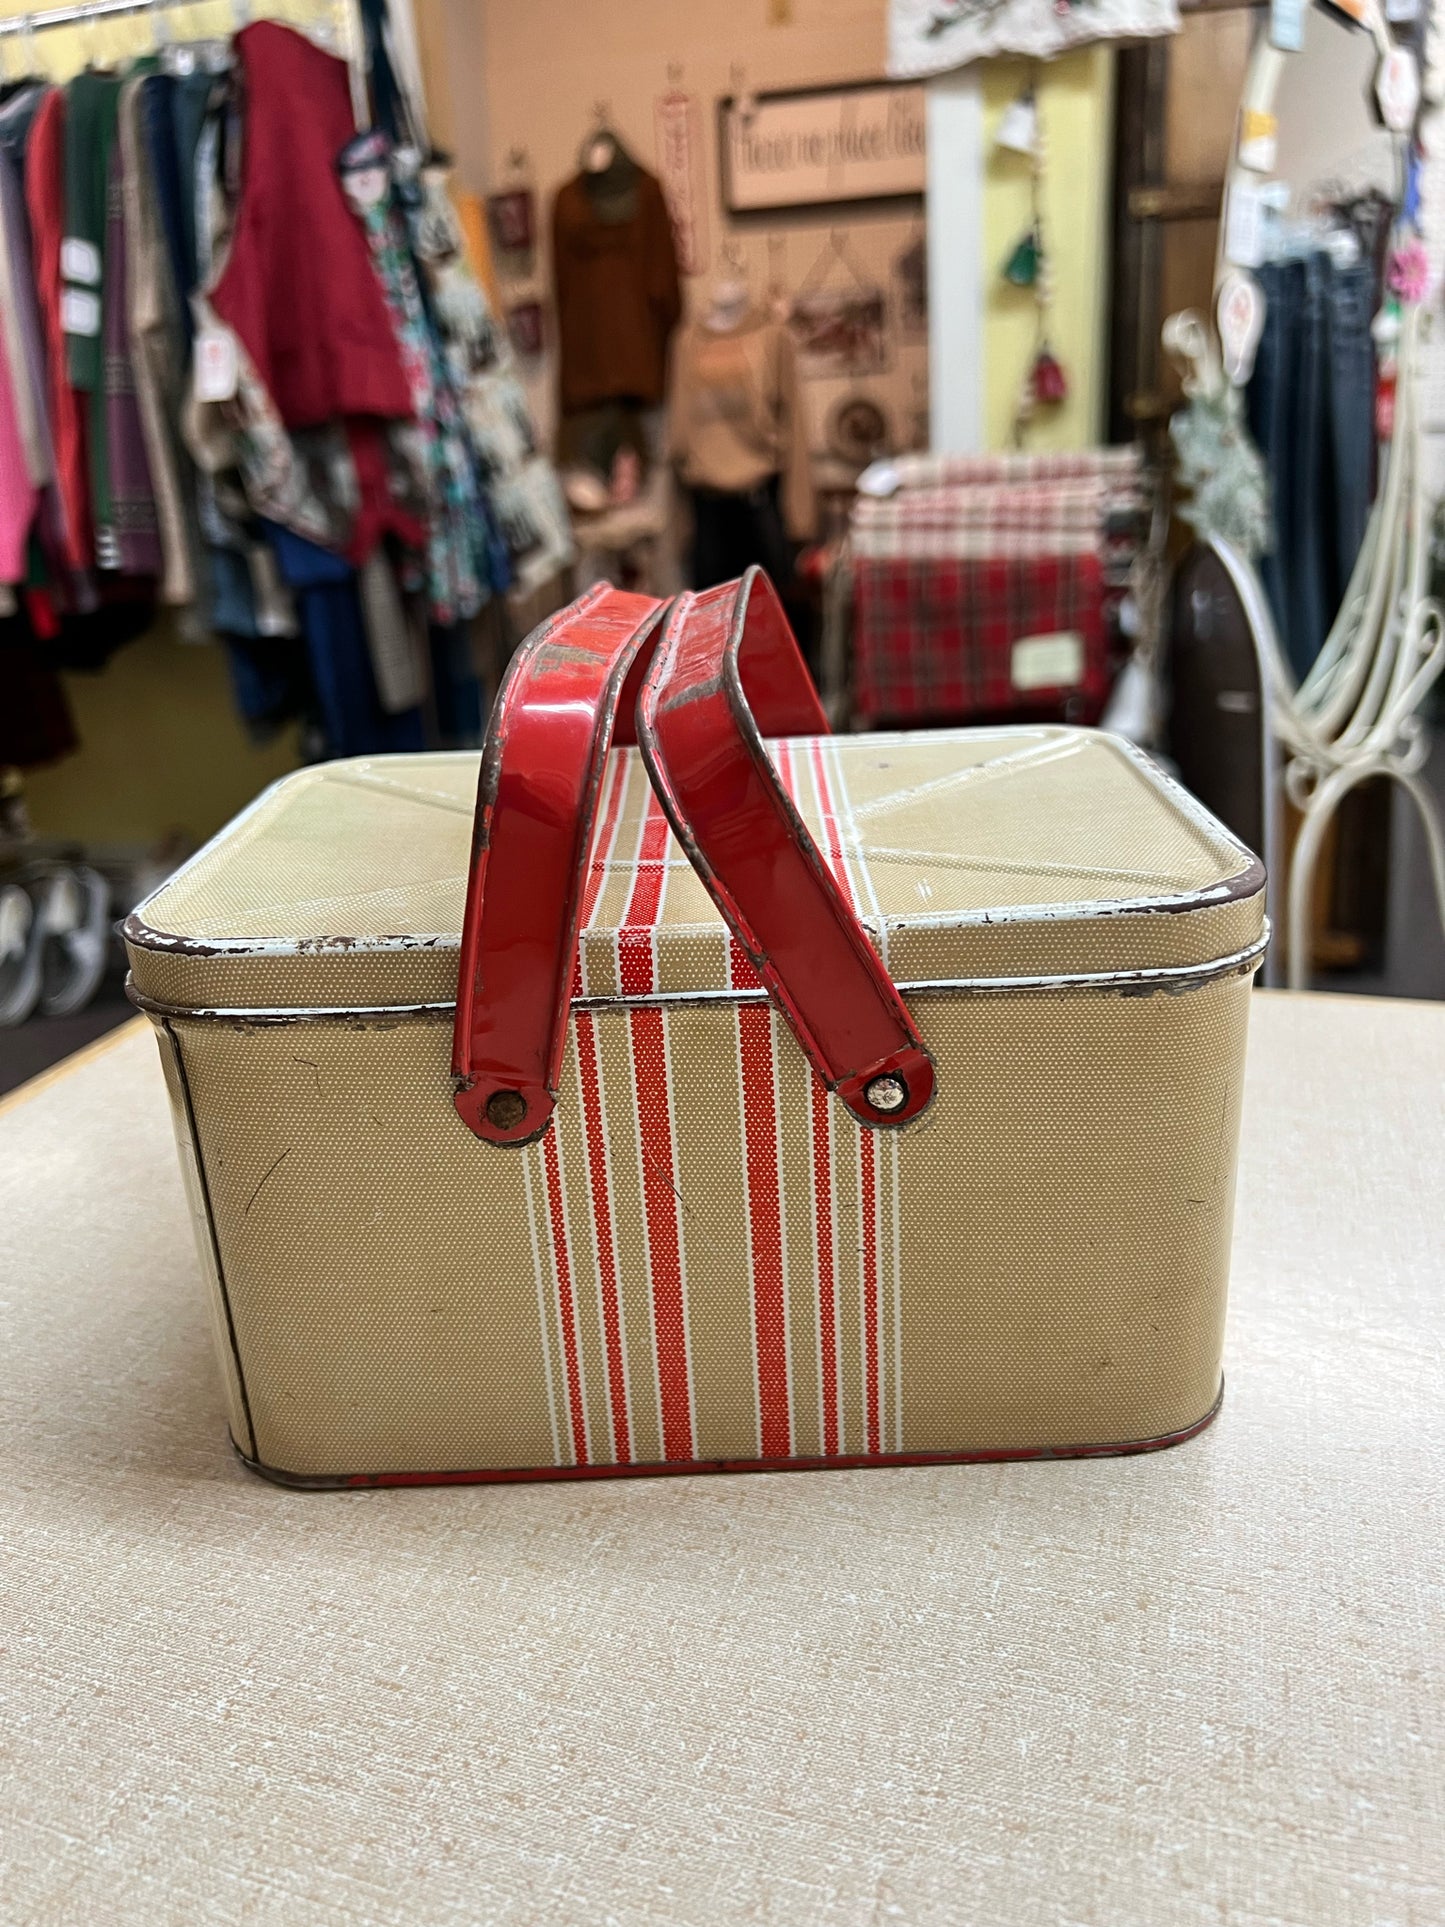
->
[849,448,1147,728]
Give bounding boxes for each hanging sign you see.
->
[720,80,926,215]
[654,89,708,276]
[195,326,240,403]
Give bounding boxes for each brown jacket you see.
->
[551,166,681,414]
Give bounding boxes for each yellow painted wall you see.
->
[20,622,298,847]
[982,48,1115,449]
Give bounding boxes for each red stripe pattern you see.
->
[540,1126,589,1465]
[532,742,900,1468]
[733,935,790,1458]
[575,1013,631,1463]
[620,797,694,1462]
[807,740,849,1457]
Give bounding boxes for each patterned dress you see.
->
[338,132,494,626]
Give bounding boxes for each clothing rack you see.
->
[0,0,370,129]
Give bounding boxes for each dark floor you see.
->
[2,734,1443,1102]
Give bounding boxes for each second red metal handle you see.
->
[636,569,936,1129]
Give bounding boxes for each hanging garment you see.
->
[1324,258,1376,612]
[185,286,429,587]
[358,545,426,713]
[0,604,77,768]
[357,0,430,151]
[356,0,422,149]
[0,87,53,496]
[0,313,38,582]
[61,70,120,397]
[100,134,161,575]
[687,476,794,594]
[43,573,154,670]
[405,154,573,593]
[1248,251,1377,681]
[140,71,192,352]
[222,628,314,740]
[26,87,92,572]
[338,130,495,626]
[426,618,483,747]
[342,415,430,569]
[669,308,816,543]
[209,22,411,430]
[171,67,218,295]
[551,158,681,413]
[262,520,426,759]
[119,73,197,604]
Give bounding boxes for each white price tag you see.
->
[1012,633,1084,691]
[194,326,239,403]
[60,237,101,285]
[60,288,100,338]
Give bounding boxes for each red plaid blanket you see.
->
[852,550,1109,728]
[847,448,1146,726]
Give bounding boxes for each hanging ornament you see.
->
[995,89,1038,157]
[1031,345,1068,406]
[1374,296,1401,440]
[1376,364,1398,441]
[1217,269,1265,386]
[1003,227,1041,288]
[1387,237,1430,306]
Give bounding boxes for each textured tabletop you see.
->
[0,995,1440,1927]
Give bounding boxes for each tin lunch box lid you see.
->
[124,727,1267,1018]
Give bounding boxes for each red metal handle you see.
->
[452,586,667,1146]
[636,569,936,1129]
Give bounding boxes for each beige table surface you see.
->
[0,993,1440,1927]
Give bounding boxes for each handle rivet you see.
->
[865,1074,907,1114]
[486,1090,528,1130]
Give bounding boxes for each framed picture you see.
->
[505,300,545,361]
[487,188,536,275]
[719,78,927,217]
[789,287,889,378]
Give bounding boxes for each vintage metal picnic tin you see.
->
[126,575,1266,1487]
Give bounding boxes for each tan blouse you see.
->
[667,308,816,541]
